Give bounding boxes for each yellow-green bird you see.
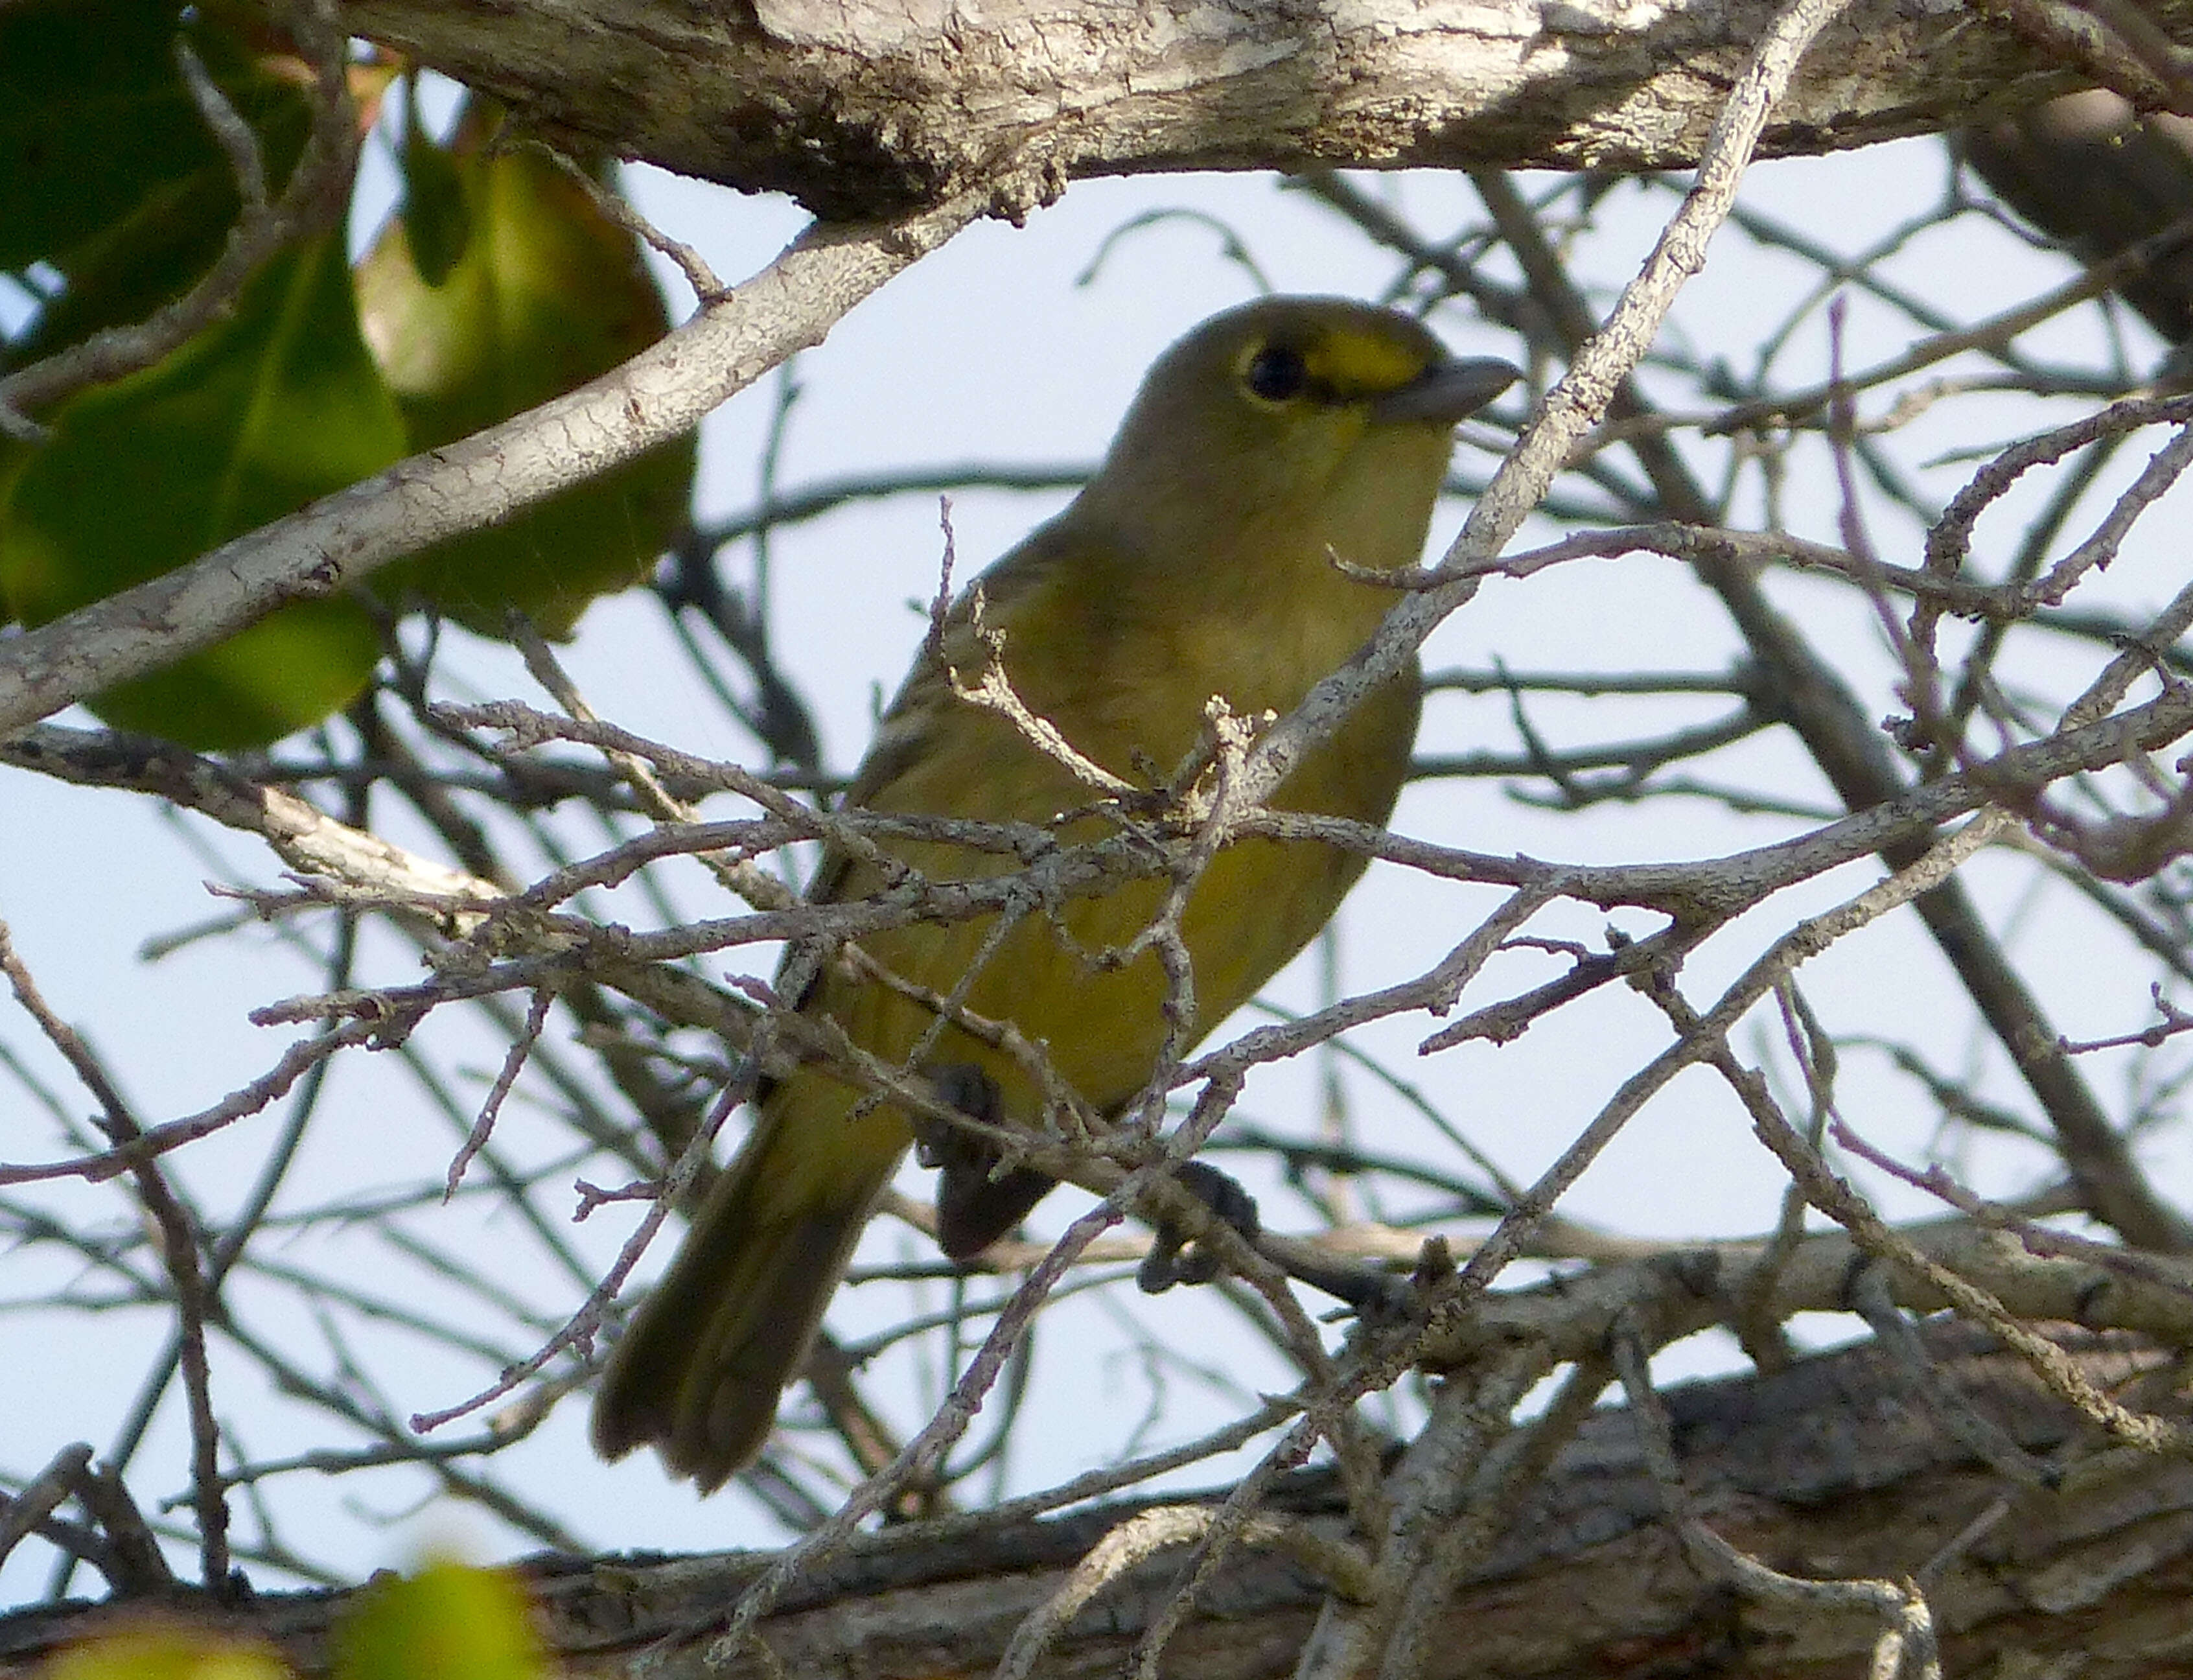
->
[592,296,1517,1488]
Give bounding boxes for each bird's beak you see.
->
[1371,356,1520,426]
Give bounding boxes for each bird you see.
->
[591,296,1518,1489]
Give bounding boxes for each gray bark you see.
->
[329,0,2124,216]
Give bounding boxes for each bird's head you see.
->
[1082,296,1518,575]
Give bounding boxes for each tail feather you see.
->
[593,1073,905,1490]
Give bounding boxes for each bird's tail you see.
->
[592,1071,906,1490]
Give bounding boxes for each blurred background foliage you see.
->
[0,0,693,746]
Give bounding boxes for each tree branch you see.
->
[0,196,982,740]
[324,0,2129,218]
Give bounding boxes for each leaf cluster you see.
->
[0,1,695,747]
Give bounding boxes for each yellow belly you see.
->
[795,667,1418,1140]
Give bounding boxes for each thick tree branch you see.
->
[3,1327,2185,1678]
[321,0,2163,218]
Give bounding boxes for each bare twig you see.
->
[0,925,231,1590]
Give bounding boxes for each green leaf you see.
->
[397,80,472,288]
[357,133,695,640]
[332,1559,547,1680]
[0,0,314,321]
[6,167,253,377]
[0,0,220,272]
[0,229,406,748]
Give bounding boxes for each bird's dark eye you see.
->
[1244,344,1308,401]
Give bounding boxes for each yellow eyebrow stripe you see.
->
[1300,329,1428,398]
